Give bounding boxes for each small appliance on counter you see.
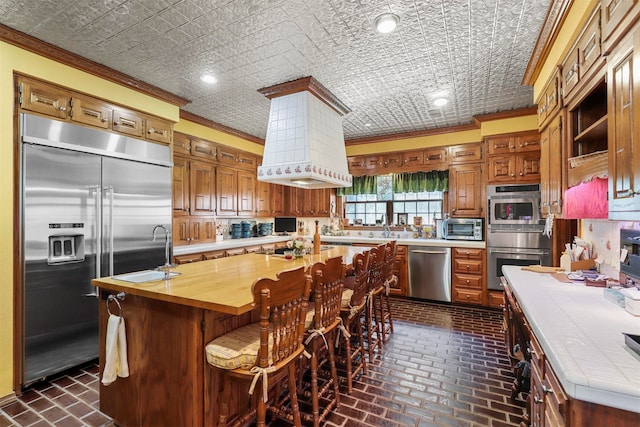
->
[441,217,483,241]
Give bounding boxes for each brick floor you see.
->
[0,298,525,426]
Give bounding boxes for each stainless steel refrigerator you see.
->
[20,113,172,387]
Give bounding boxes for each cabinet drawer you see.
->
[173,132,192,156]
[452,273,483,290]
[174,253,204,264]
[70,95,111,129]
[449,143,483,163]
[19,78,70,119]
[191,139,216,161]
[113,109,144,138]
[402,150,424,167]
[487,291,504,309]
[454,258,482,274]
[453,247,484,260]
[423,147,448,168]
[453,288,483,304]
[383,152,404,169]
[202,250,225,260]
[487,136,515,155]
[146,117,172,144]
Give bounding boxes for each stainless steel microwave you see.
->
[442,218,483,241]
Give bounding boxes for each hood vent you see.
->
[257,77,352,189]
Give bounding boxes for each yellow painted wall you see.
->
[346,114,537,156]
[533,0,600,99]
[174,120,263,155]
[0,41,182,399]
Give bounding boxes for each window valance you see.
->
[337,170,448,196]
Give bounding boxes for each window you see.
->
[344,175,444,226]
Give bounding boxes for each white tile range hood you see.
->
[257,77,352,189]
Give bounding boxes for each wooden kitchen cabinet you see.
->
[382,152,404,169]
[217,166,256,217]
[561,8,603,102]
[270,184,286,216]
[448,163,484,218]
[255,179,271,217]
[18,76,174,145]
[451,247,485,306]
[190,161,216,216]
[537,67,561,129]
[389,245,408,296]
[172,156,190,216]
[486,132,541,184]
[540,113,565,216]
[347,155,382,174]
[70,93,112,129]
[423,147,449,169]
[401,150,424,168]
[448,143,483,164]
[607,28,640,219]
[217,146,257,170]
[18,77,70,119]
[172,216,217,247]
[190,138,217,162]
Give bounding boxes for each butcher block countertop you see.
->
[92,245,366,315]
[502,265,640,413]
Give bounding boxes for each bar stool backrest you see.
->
[251,266,311,368]
[349,250,370,309]
[309,256,345,329]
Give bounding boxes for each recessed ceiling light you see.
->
[374,13,399,34]
[200,74,217,84]
[433,98,448,107]
[365,123,372,127]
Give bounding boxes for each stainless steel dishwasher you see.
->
[408,246,451,302]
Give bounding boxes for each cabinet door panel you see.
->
[146,117,172,144]
[113,109,144,137]
[488,156,516,182]
[237,170,256,216]
[20,79,70,119]
[217,167,238,215]
[173,157,190,216]
[449,164,483,217]
[190,161,216,215]
[71,95,111,129]
[191,139,216,161]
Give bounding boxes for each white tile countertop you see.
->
[502,265,640,413]
[173,235,485,255]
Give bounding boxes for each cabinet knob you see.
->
[542,385,553,394]
[534,395,543,404]
[114,121,119,125]
[519,172,523,176]
[59,106,67,111]
[147,127,154,134]
[465,279,470,284]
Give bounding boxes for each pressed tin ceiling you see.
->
[0,0,551,142]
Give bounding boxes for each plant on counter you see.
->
[286,237,313,257]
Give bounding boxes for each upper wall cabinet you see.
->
[486,132,541,184]
[607,26,640,219]
[561,8,604,103]
[537,67,562,129]
[601,0,640,53]
[18,76,174,145]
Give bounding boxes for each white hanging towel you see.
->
[101,314,130,386]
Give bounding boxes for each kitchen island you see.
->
[502,265,640,425]
[91,246,366,427]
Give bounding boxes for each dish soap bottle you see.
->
[560,252,571,272]
[313,220,321,254]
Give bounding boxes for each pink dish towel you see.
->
[101,314,130,386]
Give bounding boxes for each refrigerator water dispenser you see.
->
[48,234,85,264]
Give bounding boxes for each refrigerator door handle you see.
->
[94,185,102,279]
[105,185,115,277]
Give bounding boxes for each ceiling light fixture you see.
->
[433,97,448,107]
[374,13,399,34]
[200,74,217,84]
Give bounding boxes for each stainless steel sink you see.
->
[114,270,180,283]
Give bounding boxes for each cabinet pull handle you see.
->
[542,385,553,394]
[534,395,543,404]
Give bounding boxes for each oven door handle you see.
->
[489,248,549,256]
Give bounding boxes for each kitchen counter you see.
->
[173,234,485,256]
[92,247,367,426]
[502,265,640,413]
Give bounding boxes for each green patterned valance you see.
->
[392,170,449,193]
[336,175,377,196]
[338,170,448,196]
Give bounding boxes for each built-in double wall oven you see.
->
[486,184,552,291]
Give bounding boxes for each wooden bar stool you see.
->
[379,240,396,343]
[363,244,385,363]
[296,256,344,427]
[337,250,370,393]
[205,266,311,427]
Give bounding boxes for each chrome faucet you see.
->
[152,224,173,278]
[381,214,391,238]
